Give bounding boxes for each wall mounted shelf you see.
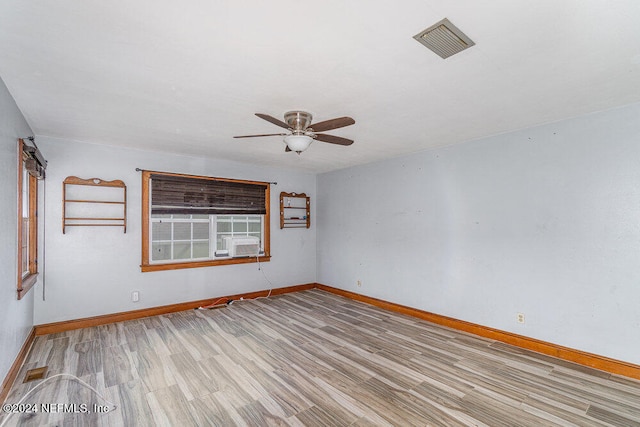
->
[62,176,127,233]
[280,191,310,229]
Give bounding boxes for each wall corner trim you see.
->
[1,327,35,404]
[315,284,640,381]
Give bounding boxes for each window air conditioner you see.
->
[223,236,261,257]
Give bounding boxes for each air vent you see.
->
[413,18,475,59]
[23,366,48,383]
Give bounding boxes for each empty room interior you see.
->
[2,1,640,426]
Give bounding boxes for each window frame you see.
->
[141,170,271,272]
[17,139,39,299]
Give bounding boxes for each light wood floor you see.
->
[2,289,640,426]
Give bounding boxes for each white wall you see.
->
[0,77,35,382]
[33,137,316,324]
[317,102,640,365]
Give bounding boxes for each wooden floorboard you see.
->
[2,289,639,426]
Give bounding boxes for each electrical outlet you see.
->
[132,291,140,302]
[357,280,362,287]
[517,313,525,324]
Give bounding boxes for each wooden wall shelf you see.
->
[280,192,310,229]
[62,176,127,233]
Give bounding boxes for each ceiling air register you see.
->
[413,18,475,59]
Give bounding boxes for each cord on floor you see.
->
[0,373,117,427]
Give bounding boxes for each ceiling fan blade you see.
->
[310,117,355,132]
[233,133,287,138]
[255,113,289,129]
[315,133,354,146]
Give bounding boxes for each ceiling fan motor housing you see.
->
[284,111,313,132]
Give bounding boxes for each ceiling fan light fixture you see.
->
[284,134,313,152]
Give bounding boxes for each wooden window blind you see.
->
[150,174,267,215]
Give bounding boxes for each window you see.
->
[149,214,264,262]
[17,138,46,299]
[215,215,263,250]
[151,214,211,262]
[141,170,270,272]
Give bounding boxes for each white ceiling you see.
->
[1,1,640,173]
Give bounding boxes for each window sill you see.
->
[141,255,271,272]
[17,273,38,300]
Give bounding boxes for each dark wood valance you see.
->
[150,173,267,215]
[22,139,47,179]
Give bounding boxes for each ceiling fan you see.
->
[234,111,355,153]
